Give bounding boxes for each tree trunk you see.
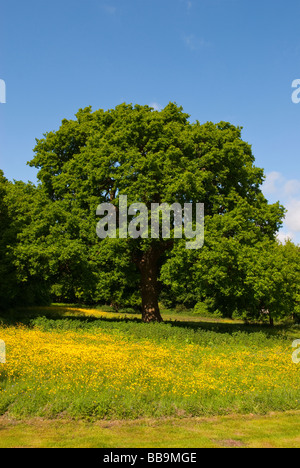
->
[138,248,163,323]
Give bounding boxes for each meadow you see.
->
[0,305,300,423]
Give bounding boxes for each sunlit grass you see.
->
[1,411,300,448]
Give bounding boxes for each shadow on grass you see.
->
[0,305,291,339]
[167,318,288,337]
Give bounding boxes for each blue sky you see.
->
[1,0,300,242]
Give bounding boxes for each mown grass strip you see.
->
[1,411,300,448]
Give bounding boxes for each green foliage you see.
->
[29,102,287,319]
[0,171,15,310]
[161,235,300,322]
[0,102,295,322]
[0,172,50,310]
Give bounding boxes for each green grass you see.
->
[1,411,300,448]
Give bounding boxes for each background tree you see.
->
[0,170,16,311]
[28,103,285,322]
[160,195,286,320]
[0,171,51,310]
[243,239,300,324]
[161,233,300,325]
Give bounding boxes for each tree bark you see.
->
[138,247,163,323]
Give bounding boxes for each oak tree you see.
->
[29,103,284,322]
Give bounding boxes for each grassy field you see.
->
[0,305,300,447]
[1,411,300,448]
